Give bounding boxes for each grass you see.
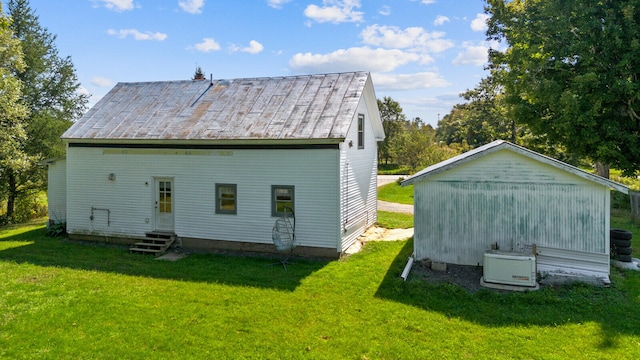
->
[377,210,414,229]
[2,219,640,358]
[378,182,414,205]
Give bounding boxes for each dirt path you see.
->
[376,175,414,214]
[346,225,414,254]
[376,175,407,187]
[378,200,413,214]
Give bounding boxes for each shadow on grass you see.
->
[375,238,640,347]
[0,227,329,292]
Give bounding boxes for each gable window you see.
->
[216,183,237,215]
[271,185,294,217]
[357,113,365,149]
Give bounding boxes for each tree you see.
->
[377,97,406,165]
[0,3,30,222]
[393,120,461,172]
[486,0,640,176]
[1,0,87,219]
[193,65,206,80]
[436,76,515,147]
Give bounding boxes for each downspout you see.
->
[400,252,415,281]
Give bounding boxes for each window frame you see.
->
[357,113,365,149]
[271,185,295,217]
[215,183,237,215]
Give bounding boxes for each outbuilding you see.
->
[401,140,628,283]
[47,71,384,258]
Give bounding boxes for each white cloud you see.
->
[372,72,450,91]
[230,40,264,54]
[360,25,454,53]
[304,0,363,24]
[179,0,205,14]
[188,38,221,52]
[77,86,91,97]
[452,42,488,66]
[107,29,167,41]
[471,13,489,32]
[378,6,391,16]
[94,0,134,12]
[433,15,449,26]
[289,47,420,73]
[91,76,114,87]
[267,0,291,9]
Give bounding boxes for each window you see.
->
[271,185,294,217]
[158,180,172,213]
[215,183,237,215]
[357,113,365,149]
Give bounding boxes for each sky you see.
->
[5,0,494,127]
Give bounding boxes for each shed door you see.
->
[154,178,174,232]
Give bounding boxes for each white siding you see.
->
[66,147,341,250]
[339,98,379,251]
[47,159,67,223]
[414,149,610,266]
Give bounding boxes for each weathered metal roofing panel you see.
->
[524,245,610,282]
[63,71,375,143]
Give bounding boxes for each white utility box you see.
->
[482,251,537,287]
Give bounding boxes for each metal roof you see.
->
[62,71,382,144]
[401,140,629,194]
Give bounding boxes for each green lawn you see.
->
[2,219,640,358]
[377,210,414,229]
[377,182,414,205]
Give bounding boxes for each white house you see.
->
[401,140,628,282]
[49,72,384,257]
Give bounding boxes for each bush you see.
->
[0,192,48,225]
[46,221,67,237]
[378,164,411,175]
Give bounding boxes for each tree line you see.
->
[0,0,87,224]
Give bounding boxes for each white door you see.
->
[154,178,174,232]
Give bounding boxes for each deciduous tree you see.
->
[1,0,87,219]
[437,76,515,147]
[377,97,406,165]
[394,120,460,172]
[0,3,30,222]
[486,0,640,176]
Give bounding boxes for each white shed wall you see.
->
[339,98,379,251]
[414,149,611,266]
[47,159,67,223]
[66,147,342,250]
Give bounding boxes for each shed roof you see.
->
[62,71,384,144]
[401,140,628,194]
